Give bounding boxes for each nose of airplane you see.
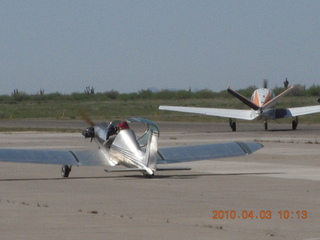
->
[82,127,95,139]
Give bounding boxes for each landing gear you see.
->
[143,172,154,178]
[61,165,72,178]
[229,119,236,132]
[292,117,298,130]
[264,121,268,130]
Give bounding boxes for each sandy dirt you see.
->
[0,120,319,240]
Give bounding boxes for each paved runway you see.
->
[0,120,320,239]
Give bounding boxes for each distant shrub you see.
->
[138,89,153,99]
[291,84,306,96]
[1,84,320,103]
[104,90,119,100]
[154,90,176,100]
[84,86,95,95]
[70,92,90,101]
[237,85,257,98]
[176,90,192,99]
[118,92,138,101]
[273,86,288,96]
[216,90,232,98]
[305,84,320,96]
[0,95,11,102]
[194,89,217,99]
[11,89,30,102]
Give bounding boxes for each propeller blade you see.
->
[263,79,268,89]
[79,110,95,127]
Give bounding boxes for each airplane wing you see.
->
[157,142,263,163]
[285,105,320,117]
[0,149,117,167]
[159,105,256,120]
[0,141,263,166]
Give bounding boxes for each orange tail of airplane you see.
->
[227,86,294,111]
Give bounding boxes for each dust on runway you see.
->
[0,121,319,239]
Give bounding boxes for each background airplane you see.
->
[159,82,320,131]
[0,117,262,178]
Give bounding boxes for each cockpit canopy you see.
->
[127,118,160,147]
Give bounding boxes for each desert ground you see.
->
[0,120,319,240]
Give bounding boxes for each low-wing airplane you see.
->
[159,84,320,131]
[0,117,262,178]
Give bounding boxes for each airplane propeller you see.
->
[79,110,95,127]
[79,110,95,141]
[263,79,268,89]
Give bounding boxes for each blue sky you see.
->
[1,0,320,94]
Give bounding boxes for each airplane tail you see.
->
[143,130,158,171]
[261,86,294,110]
[227,87,260,110]
[228,86,295,111]
[106,129,158,176]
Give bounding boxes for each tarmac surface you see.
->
[0,120,320,240]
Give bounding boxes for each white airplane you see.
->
[0,116,262,178]
[159,85,320,131]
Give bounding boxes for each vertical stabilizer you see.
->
[143,131,158,171]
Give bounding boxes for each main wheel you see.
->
[61,165,72,178]
[292,120,297,130]
[231,122,236,132]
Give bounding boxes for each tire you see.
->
[231,122,236,132]
[61,165,71,178]
[292,121,297,130]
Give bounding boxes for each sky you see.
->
[1,0,320,94]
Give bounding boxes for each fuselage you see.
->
[93,123,154,175]
[251,88,275,109]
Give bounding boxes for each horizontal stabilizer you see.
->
[262,86,294,110]
[105,168,146,173]
[227,88,260,110]
[156,167,191,171]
